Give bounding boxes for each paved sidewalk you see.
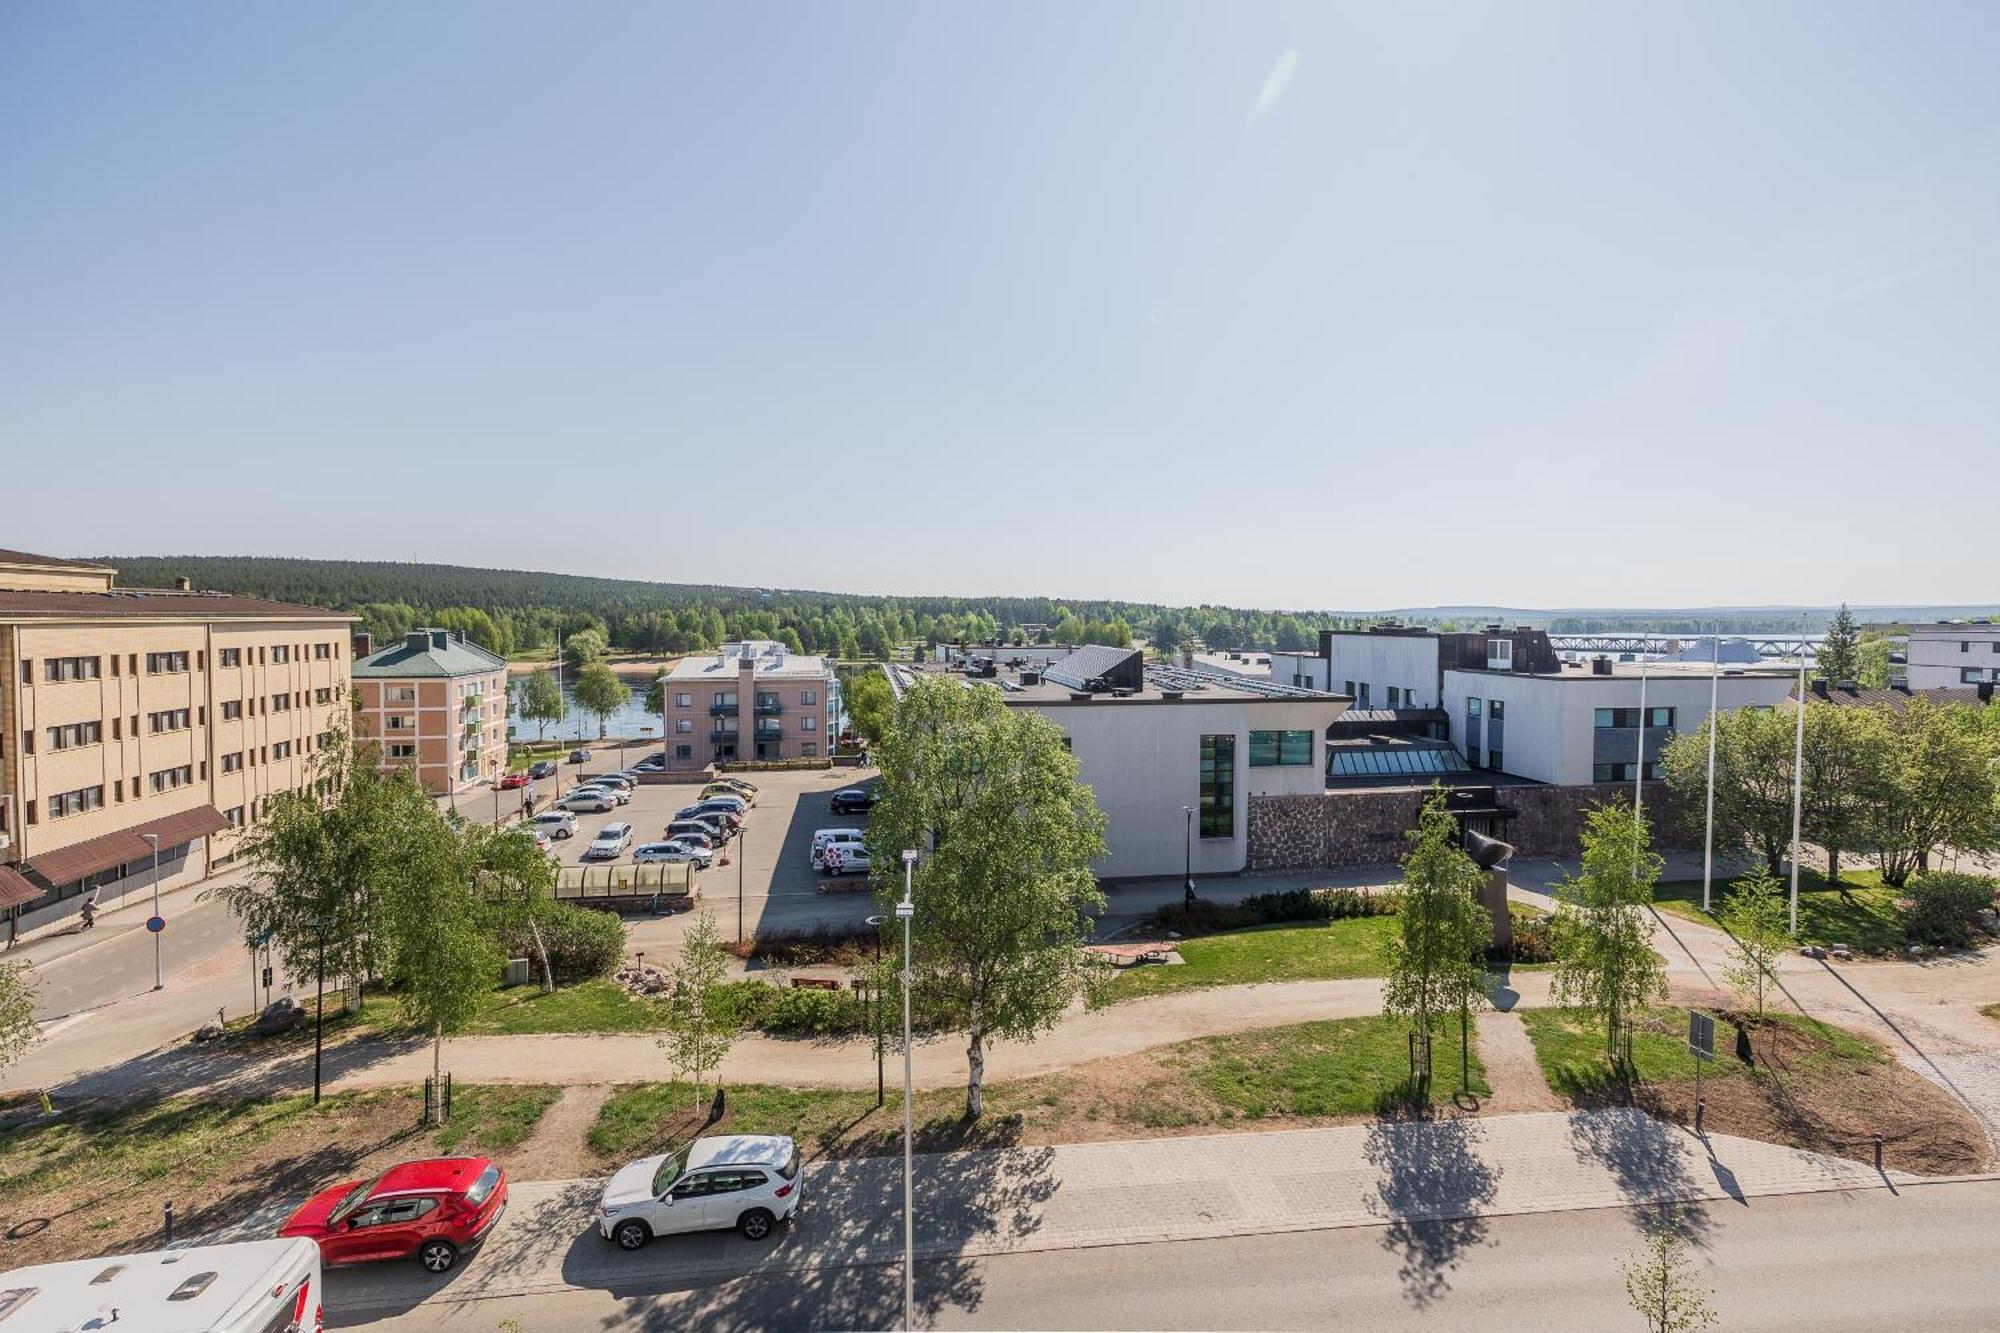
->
[315,1108,1917,1316]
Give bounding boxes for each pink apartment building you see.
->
[662,641,835,771]
[352,629,510,793]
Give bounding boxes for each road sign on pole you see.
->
[145,916,166,934]
[1688,1010,1715,1137]
[1688,1010,1715,1061]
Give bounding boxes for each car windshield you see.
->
[328,1173,386,1224]
[649,1148,691,1197]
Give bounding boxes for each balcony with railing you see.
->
[710,702,739,717]
[754,699,784,716]
[753,725,783,743]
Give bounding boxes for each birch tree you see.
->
[661,911,734,1112]
[1551,798,1668,1064]
[1384,787,1492,1094]
[865,675,1107,1120]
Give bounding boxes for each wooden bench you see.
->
[791,976,843,991]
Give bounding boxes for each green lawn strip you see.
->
[589,1015,1484,1161]
[465,979,672,1035]
[1104,917,1399,1002]
[0,1083,562,1215]
[1651,868,1903,950]
[432,1084,563,1154]
[1518,1005,1882,1102]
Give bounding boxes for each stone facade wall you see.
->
[1246,783,1695,872]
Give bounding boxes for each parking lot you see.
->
[517,763,883,932]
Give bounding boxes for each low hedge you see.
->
[1151,886,1396,934]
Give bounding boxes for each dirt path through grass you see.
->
[1473,1009,1560,1113]
[506,1084,615,1180]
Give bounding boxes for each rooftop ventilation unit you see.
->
[1591,656,1613,676]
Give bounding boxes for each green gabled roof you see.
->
[353,628,508,679]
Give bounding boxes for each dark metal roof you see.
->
[0,866,42,909]
[1045,645,1145,693]
[24,805,230,888]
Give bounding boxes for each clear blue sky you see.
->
[5,3,1995,611]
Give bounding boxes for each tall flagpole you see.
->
[1634,652,1649,814]
[1788,615,1807,934]
[1702,623,1720,914]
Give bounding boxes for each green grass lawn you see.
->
[1104,917,1400,1002]
[1650,867,1904,950]
[590,1014,1484,1162]
[0,1083,560,1215]
[1519,1005,1882,1101]
[463,979,671,1035]
[432,1084,564,1153]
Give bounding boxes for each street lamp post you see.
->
[737,826,747,943]
[1181,804,1196,909]
[897,850,918,1333]
[142,833,162,991]
[312,920,329,1105]
[865,913,887,1107]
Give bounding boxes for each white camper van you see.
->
[0,1236,321,1333]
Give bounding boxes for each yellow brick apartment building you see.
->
[0,550,354,934]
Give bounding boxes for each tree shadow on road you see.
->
[1362,1111,1501,1308]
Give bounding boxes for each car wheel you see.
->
[418,1239,459,1273]
[613,1219,651,1251]
[738,1208,775,1241]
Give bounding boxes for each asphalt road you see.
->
[335,1179,2000,1331]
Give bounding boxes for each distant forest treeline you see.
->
[101,556,1351,660]
[97,557,1987,661]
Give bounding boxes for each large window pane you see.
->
[1199,734,1235,837]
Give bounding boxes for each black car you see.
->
[830,787,875,814]
[528,760,558,780]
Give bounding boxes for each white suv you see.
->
[596,1135,801,1249]
[530,812,577,840]
[585,822,634,860]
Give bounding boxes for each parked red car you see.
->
[279,1157,507,1274]
[498,771,531,790]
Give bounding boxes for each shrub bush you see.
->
[1901,873,1997,948]
[762,986,867,1037]
[498,901,627,984]
[723,924,879,967]
[1501,914,1556,964]
[1150,885,1396,933]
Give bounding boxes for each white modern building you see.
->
[1900,621,2000,689]
[1298,623,1794,787]
[903,646,1348,879]
[1442,659,1795,787]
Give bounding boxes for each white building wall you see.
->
[1440,670,1796,786]
[1269,651,1330,691]
[1904,625,2000,689]
[1325,633,1443,709]
[1020,697,1340,879]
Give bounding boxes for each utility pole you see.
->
[143,833,162,991]
[1788,615,1808,934]
[898,850,918,1332]
[1702,623,1720,913]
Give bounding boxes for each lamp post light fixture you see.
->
[310,915,333,1105]
[141,833,163,991]
[865,913,888,1107]
[897,849,918,1333]
[1181,804,1196,907]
